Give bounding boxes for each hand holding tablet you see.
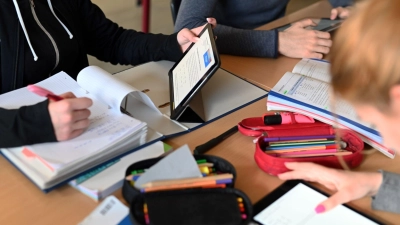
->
[169,23,220,122]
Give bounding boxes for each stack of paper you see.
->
[0,69,148,191]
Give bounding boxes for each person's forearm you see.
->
[175,0,278,58]
[81,0,182,65]
[328,0,353,7]
[212,25,278,58]
[0,101,56,148]
[371,170,400,213]
[112,31,183,64]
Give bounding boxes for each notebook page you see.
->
[29,111,144,170]
[0,72,87,109]
[77,66,161,114]
[292,59,331,83]
[0,72,145,171]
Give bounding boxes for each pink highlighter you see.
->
[27,84,64,101]
[263,112,314,125]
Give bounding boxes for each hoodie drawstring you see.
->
[13,0,38,61]
[47,0,73,39]
[13,0,74,61]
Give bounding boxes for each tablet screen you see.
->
[254,183,380,225]
[171,27,217,109]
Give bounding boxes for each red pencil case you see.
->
[238,115,364,175]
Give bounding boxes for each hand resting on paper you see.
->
[48,92,93,141]
[177,18,217,53]
[278,19,332,59]
[278,162,383,213]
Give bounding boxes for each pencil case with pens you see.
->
[122,155,252,225]
[238,113,364,175]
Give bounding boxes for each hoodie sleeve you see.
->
[371,171,400,213]
[174,0,278,58]
[0,100,57,148]
[77,0,182,65]
[328,0,353,8]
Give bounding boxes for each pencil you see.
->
[265,145,337,153]
[140,179,232,193]
[140,173,233,188]
[279,151,352,158]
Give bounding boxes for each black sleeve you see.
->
[77,0,183,65]
[174,0,279,58]
[0,100,57,148]
[328,0,353,7]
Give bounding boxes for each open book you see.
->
[1,61,268,191]
[267,59,394,158]
[0,67,150,191]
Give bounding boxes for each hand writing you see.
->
[48,92,93,141]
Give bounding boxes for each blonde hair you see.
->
[330,0,400,110]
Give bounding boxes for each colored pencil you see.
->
[279,151,352,158]
[267,143,337,150]
[270,149,338,156]
[269,140,335,147]
[265,145,337,153]
[140,179,232,193]
[140,173,233,188]
[269,138,328,144]
[263,135,336,142]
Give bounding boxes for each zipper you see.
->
[30,0,59,74]
[13,26,20,89]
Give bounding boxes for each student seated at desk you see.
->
[279,0,400,214]
[0,0,215,148]
[175,0,352,59]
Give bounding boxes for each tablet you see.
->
[169,23,220,121]
[276,18,343,32]
[252,180,383,225]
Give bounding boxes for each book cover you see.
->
[69,141,171,201]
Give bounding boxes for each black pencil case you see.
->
[122,155,253,225]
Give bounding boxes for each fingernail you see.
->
[315,205,325,214]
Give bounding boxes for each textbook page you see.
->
[271,72,363,124]
[268,72,394,158]
[292,58,331,83]
[77,66,161,114]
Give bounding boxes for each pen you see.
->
[27,84,63,101]
[193,125,238,155]
[263,135,336,142]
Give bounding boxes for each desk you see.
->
[1,1,400,224]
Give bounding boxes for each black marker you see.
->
[193,125,238,155]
